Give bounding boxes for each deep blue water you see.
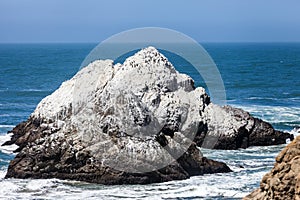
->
[205,43,300,130]
[0,43,299,199]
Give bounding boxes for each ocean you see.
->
[0,43,299,199]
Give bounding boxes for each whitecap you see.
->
[23,89,49,92]
[0,125,15,128]
[230,104,300,125]
[291,127,300,137]
[245,96,278,100]
[0,133,18,154]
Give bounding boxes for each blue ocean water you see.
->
[0,43,299,199]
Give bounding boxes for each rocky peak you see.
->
[123,46,173,69]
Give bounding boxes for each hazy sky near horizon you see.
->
[1,0,300,43]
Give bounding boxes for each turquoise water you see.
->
[0,43,299,199]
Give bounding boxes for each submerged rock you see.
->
[244,135,300,199]
[2,47,292,184]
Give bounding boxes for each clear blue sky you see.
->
[1,0,300,43]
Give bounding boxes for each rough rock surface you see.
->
[2,47,292,184]
[196,105,293,150]
[244,132,300,200]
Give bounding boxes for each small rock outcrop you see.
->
[244,133,300,200]
[196,105,293,150]
[2,47,292,184]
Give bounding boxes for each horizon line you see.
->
[1,41,300,44]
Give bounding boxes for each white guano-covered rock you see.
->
[4,46,291,185]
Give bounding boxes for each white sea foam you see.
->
[230,104,300,125]
[22,89,50,92]
[0,89,49,92]
[0,143,283,199]
[246,96,279,101]
[0,169,269,199]
[0,133,18,154]
[0,169,7,179]
[291,127,300,137]
[0,125,15,128]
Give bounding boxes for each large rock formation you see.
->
[244,130,300,200]
[2,47,292,184]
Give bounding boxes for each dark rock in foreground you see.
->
[2,47,292,184]
[244,132,300,200]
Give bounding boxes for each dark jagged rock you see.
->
[194,105,293,150]
[5,118,231,184]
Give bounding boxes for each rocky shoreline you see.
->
[2,47,293,184]
[244,129,300,199]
